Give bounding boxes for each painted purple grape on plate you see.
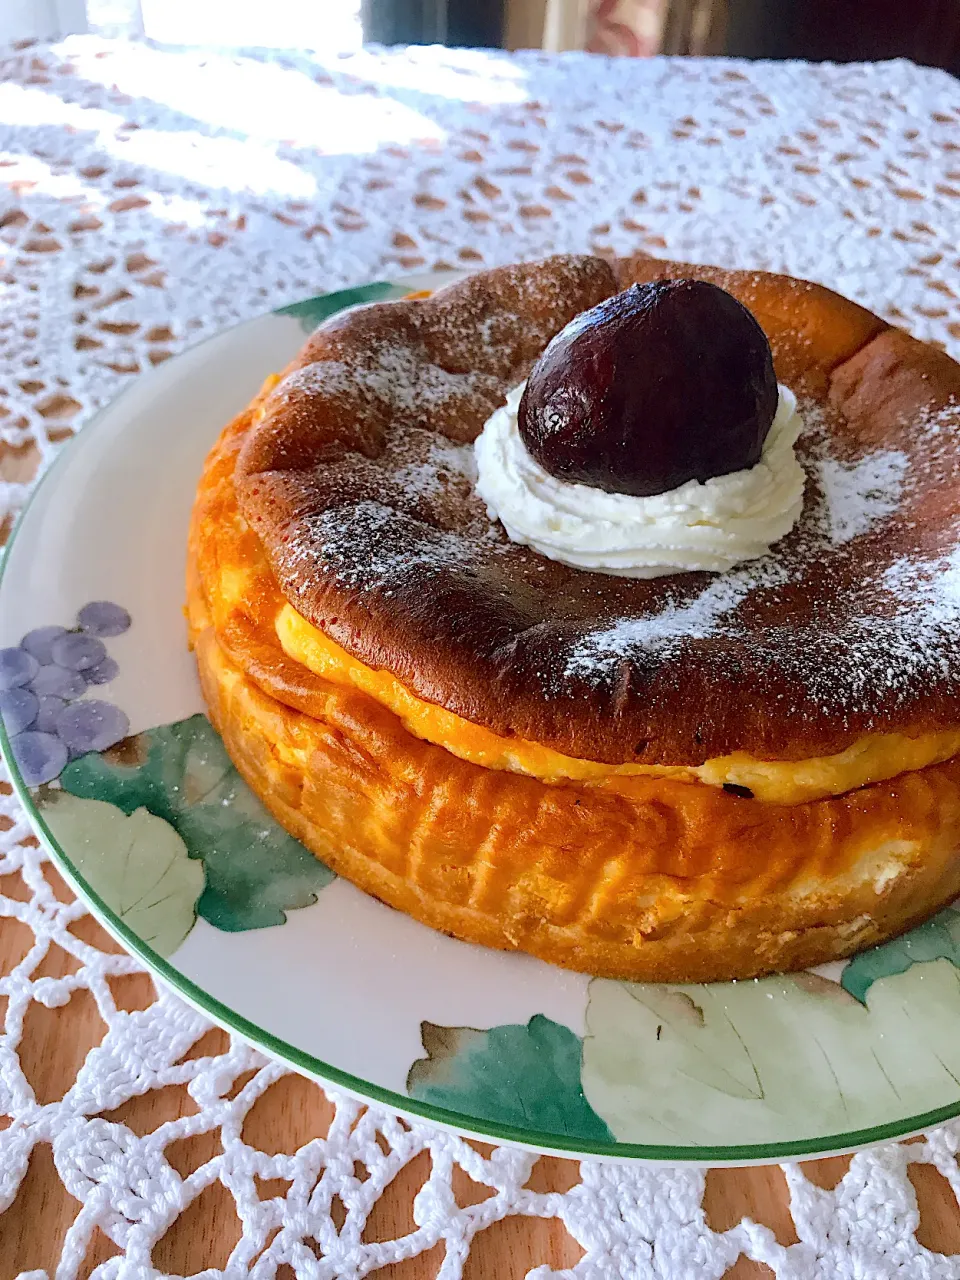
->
[0,647,39,692]
[3,601,133,786]
[11,730,68,787]
[83,656,119,686]
[56,699,130,755]
[29,664,86,701]
[0,688,39,736]
[76,601,131,638]
[34,694,67,734]
[20,626,68,665]
[51,633,107,672]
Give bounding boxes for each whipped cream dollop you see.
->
[473,383,806,578]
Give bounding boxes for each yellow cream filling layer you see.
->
[275,603,960,805]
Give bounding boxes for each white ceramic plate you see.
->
[4,278,960,1164]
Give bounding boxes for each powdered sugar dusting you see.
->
[280,498,493,598]
[878,547,960,679]
[817,451,908,545]
[388,432,478,504]
[885,548,960,614]
[565,561,788,676]
[278,347,501,419]
[764,542,960,715]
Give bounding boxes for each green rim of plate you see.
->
[2,280,959,1163]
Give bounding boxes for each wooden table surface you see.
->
[2,452,960,1278]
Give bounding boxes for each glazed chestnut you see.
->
[517,279,779,497]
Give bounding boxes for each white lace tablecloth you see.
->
[3,35,960,1280]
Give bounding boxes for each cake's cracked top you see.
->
[235,253,960,766]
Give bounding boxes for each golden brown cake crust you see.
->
[189,569,960,984]
[235,254,960,767]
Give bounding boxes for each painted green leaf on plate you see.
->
[39,791,203,956]
[841,907,960,1004]
[407,1013,613,1142]
[275,281,403,333]
[59,713,334,932]
[581,963,960,1146]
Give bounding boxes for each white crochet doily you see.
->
[3,35,960,1280]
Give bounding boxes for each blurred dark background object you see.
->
[362,0,505,48]
[364,0,960,76]
[724,0,960,73]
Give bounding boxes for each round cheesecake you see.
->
[187,253,960,982]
